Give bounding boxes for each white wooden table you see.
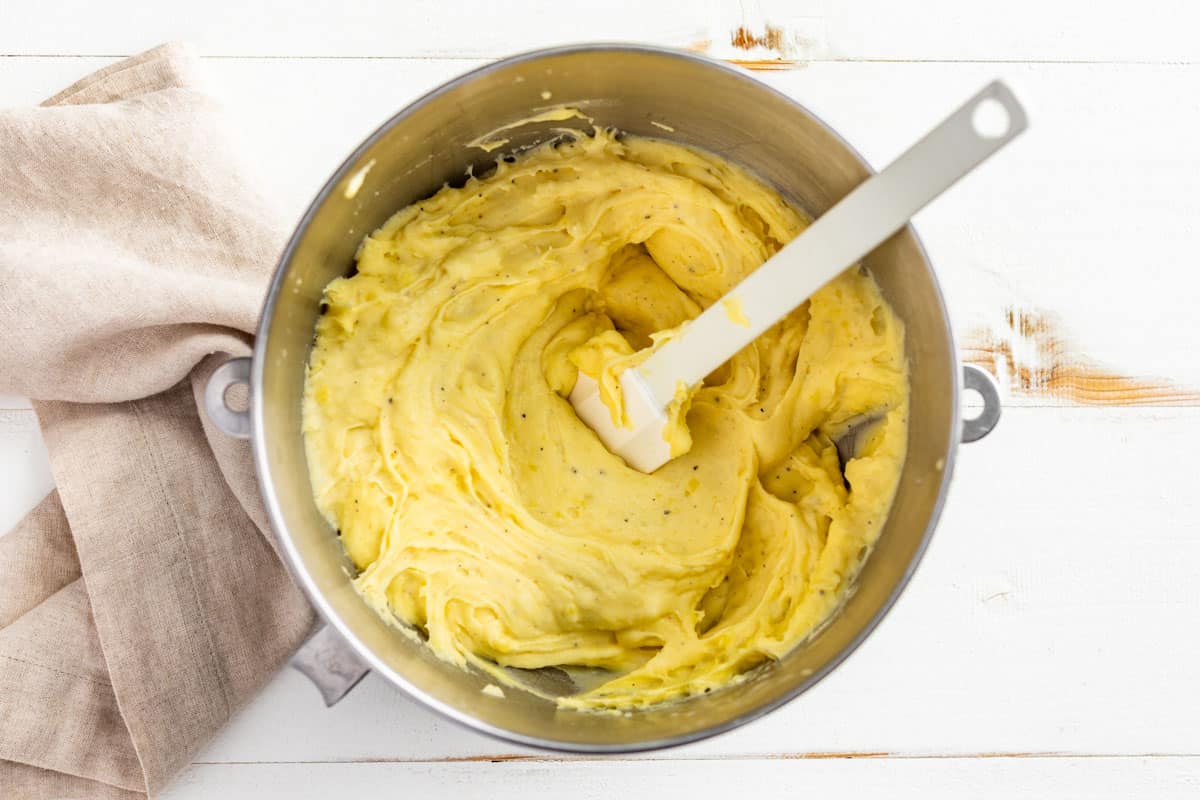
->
[3,2,1199,796]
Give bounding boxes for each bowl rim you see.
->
[250,42,961,753]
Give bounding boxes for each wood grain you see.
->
[729,25,790,55]
[965,308,1200,405]
[725,58,804,72]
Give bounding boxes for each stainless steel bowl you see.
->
[206,44,1000,751]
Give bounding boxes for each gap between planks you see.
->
[4,53,1200,67]
[195,752,1200,765]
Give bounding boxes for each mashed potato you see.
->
[303,129,908,709]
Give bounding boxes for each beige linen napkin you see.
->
[0,44,316,798]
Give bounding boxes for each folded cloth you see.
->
[0,44,316,798]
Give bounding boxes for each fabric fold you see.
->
[0,43,317,797]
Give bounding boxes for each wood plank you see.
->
[3,0,1200,62]
[2,54,1196,764]
[1,2,1193,791]
[0,393,32,410]
[0,0,705,59]
[2,57,1194,401]
[709,0,1200,64]
[0,410,53,534]
[162,757,1200,799]
[747,62,1200,405]
[186,407,1200,762]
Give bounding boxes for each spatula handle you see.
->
[637,81,1028,404]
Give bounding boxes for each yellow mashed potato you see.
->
[303,129,909,710]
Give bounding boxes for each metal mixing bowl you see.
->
[205,44,1000,751]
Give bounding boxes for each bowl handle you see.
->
[291,624,371,706]
[202,359,371,703]
[203,357,252,438]
[962,364,1001,443]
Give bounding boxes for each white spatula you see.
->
[570,81,1027,472]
